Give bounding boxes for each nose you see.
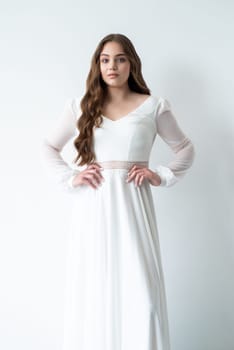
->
[108,59,117,70]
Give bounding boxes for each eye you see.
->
[100,57,126,64]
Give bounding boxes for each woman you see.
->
[41,33,195,350]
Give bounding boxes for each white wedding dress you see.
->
[40,94,195,350]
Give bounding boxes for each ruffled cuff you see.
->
[154,165,179,187]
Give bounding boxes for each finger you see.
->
[128,165,146,177]
[127,168,145,181]
[87,162,104,172]
[139,174,145,186]
[135,172,144,186]
[82,177,97,189]
[92,171,104,184]
[83,176,98,189]
[85,168,105,181]
[127,167,138,179]
[92,162,104,170]
[127,165,137,176]
[91,164,104,176]
[127,170,143,184]
[83,174,100,188]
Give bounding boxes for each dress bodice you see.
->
[93,96,157,162]
[40,94,195,190]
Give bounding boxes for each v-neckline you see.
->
[101,95,152,123]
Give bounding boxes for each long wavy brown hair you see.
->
[73,33,151,166]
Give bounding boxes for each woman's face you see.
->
[99,41,131,88]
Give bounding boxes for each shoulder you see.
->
[131,92,159,109]
[131,92,151,103]
[133,93,170,113]
[149,95,172,115]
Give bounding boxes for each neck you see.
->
[105,84,132,102]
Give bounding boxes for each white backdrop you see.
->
[0,1,233,349]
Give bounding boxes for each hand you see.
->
[72,162,105,189]
[126,164,162,187]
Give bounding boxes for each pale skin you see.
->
[72,41,162,189]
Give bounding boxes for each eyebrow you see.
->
[100,53,126,57]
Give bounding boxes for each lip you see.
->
[108,74,119,78]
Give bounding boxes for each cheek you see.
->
[121,63,130,75]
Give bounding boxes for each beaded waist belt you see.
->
[96,160,149,169]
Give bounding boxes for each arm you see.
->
[153,98,195,187]
[40,97,81,192]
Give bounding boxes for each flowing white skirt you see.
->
[62,161,171,350]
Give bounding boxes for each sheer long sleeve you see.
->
[153,98,195,187]
[40,97,81,192]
